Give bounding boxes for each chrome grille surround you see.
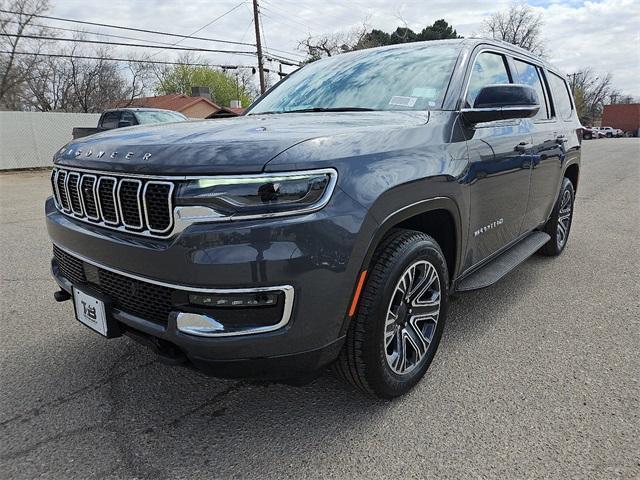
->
[51,167,174,238]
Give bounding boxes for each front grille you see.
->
[97,177,118,224]
[67,172,82,215]
[53,245,172,326]
[52,168,174,238]
[56,170,70,210]
[118,179,143,228]
[80,176,98,219]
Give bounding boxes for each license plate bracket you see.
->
[72,286,120,338]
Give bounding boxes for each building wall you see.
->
[182,102,218,119]
[0,111,100,170]
[601,104,640,134]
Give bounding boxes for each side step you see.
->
[456,231,551,292]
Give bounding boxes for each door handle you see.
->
[515,142,533,152]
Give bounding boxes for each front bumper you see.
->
[46,189,372,376]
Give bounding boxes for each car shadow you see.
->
[3,255,550,477]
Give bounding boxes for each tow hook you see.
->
[54,290,71,302]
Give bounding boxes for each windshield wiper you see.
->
[286,107,377,113]
[252,107,377,115]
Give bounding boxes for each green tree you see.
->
[418,19,459,41]
[353,19,460,51]
[154,63,255,107]
[300,19,460,62]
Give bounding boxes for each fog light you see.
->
[188,293,279,308]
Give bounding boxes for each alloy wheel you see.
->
[384,260,441,375]
[557,189,572,248]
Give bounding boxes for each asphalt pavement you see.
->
[1,138,638,479]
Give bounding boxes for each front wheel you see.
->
[334,229,449,398]
[539,177,575,256]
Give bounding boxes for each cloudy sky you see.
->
[50,0,640,95]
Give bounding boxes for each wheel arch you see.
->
[564,162,580,194]
[338,196,462,338]
[361,197,462,288]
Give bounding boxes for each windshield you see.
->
[249,43,460,114]
[136,111,187,124]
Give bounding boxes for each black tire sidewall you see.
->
[362,235,449,397]
[544,177,575,255]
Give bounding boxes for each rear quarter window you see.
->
[548,73,573,120]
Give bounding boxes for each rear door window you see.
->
[466,52,511,107]
[513,59,549,120]
[120,111,137,126]
[100,111,121,129]
[548,73,573,120]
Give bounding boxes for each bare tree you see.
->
[0,0,53,109]
[568,68,619,125]
[21,52,74,110]
[481,3,545,55]
[10,26,154,113]
[298,23,369,62]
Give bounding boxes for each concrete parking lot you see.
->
[1,139,638,479]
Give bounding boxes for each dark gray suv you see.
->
[46,39,581,398]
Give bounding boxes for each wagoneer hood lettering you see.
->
[54,111,428,175]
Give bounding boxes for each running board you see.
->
[456,231,551,292]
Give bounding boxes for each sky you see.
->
[49,0,640,96]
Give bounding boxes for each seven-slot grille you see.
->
[51,168,174,237]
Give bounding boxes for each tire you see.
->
[334,229,449,398]
[584,133,592,140]
[539,177,575,256]
[607,132,613,138]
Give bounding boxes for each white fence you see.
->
[0,111,100,170]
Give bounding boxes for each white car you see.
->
[597,126,624,138]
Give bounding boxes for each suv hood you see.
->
[54,111,428,175]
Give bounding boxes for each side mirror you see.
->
[461,84,540,125]
[118,120,133,128]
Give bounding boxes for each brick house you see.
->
[114,92,245,119]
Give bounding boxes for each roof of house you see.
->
[114,94,221,113]
[206,106,246,118]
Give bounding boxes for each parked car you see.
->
[46,39,581,398]
[597,126,623,138]
[581,126,597,139]
[72,108,187,139]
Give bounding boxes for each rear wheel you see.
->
[334,229,449,398]
[539,177,575,256]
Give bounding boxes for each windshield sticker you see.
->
[389,96,417,107]
[411,87,437,99]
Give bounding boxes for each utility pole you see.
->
[252,0,266,94]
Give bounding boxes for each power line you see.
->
[263,52,300,66]
[149,1,246,59]
[262,45,304,59]
[260,0,325,31]
[0,33,257,56]
[0,8,256,47]
[7,17,302,65]
[1,50,256,69]
[5,19,217,49]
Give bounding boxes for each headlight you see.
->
[176,169,337,220]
